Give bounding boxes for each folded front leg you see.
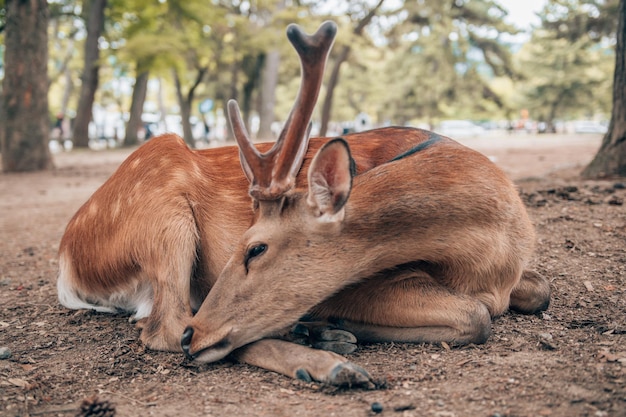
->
[229,339,375,388]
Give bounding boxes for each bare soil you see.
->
[1,133,624,417]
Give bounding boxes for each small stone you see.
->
[0,347,12,359]
[606,195,623,206]
[371,402,383,413]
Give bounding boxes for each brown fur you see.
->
[59,20,550,385]
[58,128,457,382]
[183,134,551,366]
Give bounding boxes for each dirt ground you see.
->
[0,132,624,417]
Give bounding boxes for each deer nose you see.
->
[181,326,195,358]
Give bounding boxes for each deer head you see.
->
[183,137,356,363]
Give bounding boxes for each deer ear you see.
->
[307,139,354,221]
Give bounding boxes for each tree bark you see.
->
[173,67,206,147]
[582,0,626,178]
[1,0,53,172]
[223,59,241,142]
[242,54,264,138]
[318,0,386,137]
[124,70,149,147]
[319,45,351,137]
[257,50,280,140]
[60,67,75,119]
[72,0,107,148]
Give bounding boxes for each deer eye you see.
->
[244,244,267,271]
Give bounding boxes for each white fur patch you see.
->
[57,254,116,313]
[57,253,154,317]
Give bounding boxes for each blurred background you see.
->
[0,0,619,155]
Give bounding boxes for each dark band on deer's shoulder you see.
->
[389,133,442,162]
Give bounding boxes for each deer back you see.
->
[58,128,431,303]
[183,129,534,362]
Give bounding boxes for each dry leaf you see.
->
[8,378,29,388]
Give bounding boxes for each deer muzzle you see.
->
[181,324,234,364]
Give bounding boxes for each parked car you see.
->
[573,120,608,134]
[436,120,486,138]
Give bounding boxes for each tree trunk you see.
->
[318,0,386,137]
[0,79,4,152]
[173,67,206,147]
[223,59,241,142]
[124,70,149,147]
[242,54,264,138]
[1,0,53,172]
[582,0,626,178]
[319,45,351,137]
[60,67,74,119]
[258,50,280,140]
[72,0,107,148]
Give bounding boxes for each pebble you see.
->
[371,402,383,413]
[0,347,12,359]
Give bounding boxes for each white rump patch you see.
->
[57,253,154,317]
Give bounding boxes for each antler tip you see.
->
[227,99,238,112]
[319,20,338,38]
[286,20,337,48]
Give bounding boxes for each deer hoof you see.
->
[312,328,357,354]
[312,340,357,355]
[295,368,313,382]
[328,362,375,389]
[317,328,357,343]
[289,323,358,354]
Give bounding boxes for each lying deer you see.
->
[181,22,551,365]
[58,21,550,387]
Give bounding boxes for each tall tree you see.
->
[1,0,52,172]
[124,66,149,146]
[317,0,386,136]
[376,0,519,125]
[520,0,617,127]
[72,0,107,148]
[255,0,286,140]
[257,49,280,139]
[583,0,626,177]
[107,0,172,146]
[167,0,224,146]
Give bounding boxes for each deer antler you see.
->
[228,21,337,200]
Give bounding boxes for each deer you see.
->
[179,21,551,368]
[57,22,549,387]
[58,21,411,387]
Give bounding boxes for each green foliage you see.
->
[33,0,621,132]
[541,0,619,42]
[519,0,616,122]
[371,0,520,124]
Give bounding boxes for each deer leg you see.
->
[229,339,375,388]
[309,270,492,345]
[135,220,198,352]
[288,321,358,354]
[135,288,193,352]
[509,270,551,314]
[136,271,194,351]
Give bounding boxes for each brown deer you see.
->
[58,21,406,387]
[58,21,549,387]
[179,23,551,367]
